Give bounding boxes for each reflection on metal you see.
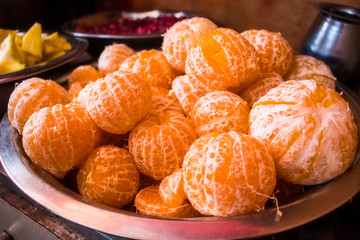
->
[0,198,59,240]
[302,3,360,85]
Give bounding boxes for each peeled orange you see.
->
[249,80,358,185]
[8,77,71,134]
[183,131,276,216]
[22,102,101,178]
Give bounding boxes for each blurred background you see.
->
[0,0,359,53]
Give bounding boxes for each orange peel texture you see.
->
[162,17,218,73]
[78,70,152,134]
[77,145,140,208]
[128,111,197,180]
[190,90,250,136]
[241,29,293,76]
[284,55,336,89]
[22,102,102,178]
[185,28,261,91]
[182,131,277,216]
[249,80,358,185]
[8,77,72,134]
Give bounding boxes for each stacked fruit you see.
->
[0,23,72,74]
[7,17,358,218]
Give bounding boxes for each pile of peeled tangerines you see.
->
[7,17,358,218]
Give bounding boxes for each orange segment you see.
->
[119,49,176,89]
[77,145,140,208]
[22,102,102,178]
[241,29,293,76]
[190,90,250,136]
[284,55,336,89]
[182,131,276,216]
[7,77,72,134]
[134,185,199,218]
[249,80,358,185]
[128,111,197,180]
[185,28,261,91]
[162,17,218,73]
[78,70,152,134]
[159,168,187,207]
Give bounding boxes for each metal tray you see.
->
[0,82,359,240]
[61,9,194,57]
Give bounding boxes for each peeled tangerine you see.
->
[68,65,102,99]
[185,28,261,91]
[8,77,72,134]
[239,72,284,107]
[151,87,185,116]
[241,29,293,76]
[171,74,211,116]
[162,17,218,73]
[97,43,135,76]
[182,131,277,216]
[249,80,358,185]
[77,145,140,208]
[119,49,176,89]
[284,55,336,89]
[128,111,197,180]
[135,185,199,218]
[190,91,249,136]
[78,70,152,134]
[22,102,102,179]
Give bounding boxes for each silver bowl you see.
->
[0,81,359,239]
[301,2,360,92]
[61,9,193,57]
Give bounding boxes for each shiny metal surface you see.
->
[0,198,59,240]
[0,36,88,84]
[0,82,359,240]
[302,3,360,85]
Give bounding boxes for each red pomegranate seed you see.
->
[76,14,188,35]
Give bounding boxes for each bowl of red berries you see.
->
[61,9,193,57]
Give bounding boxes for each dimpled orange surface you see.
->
[240,72,284,107]
[128,111,197,180]
[7,77,72,134]
[78,70,152,134]
[77,145,140,208]
[182,131,276,216]
[97,43,135,76]
[159,168,187,207]
[185,28,261,91]
[22,102,102,179]
[171,74,210,116]
[190,90,250,136]
[249,80,358,185]
[134,185,199,218]
[162,17,218,73]
[284,55,336,89]
[241,29,293,76]
[151,87,185,115]
[119,49,176,89]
